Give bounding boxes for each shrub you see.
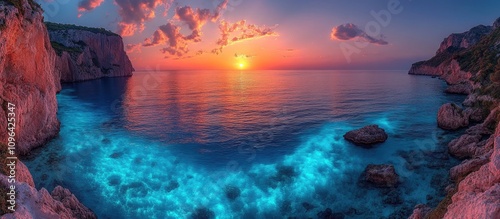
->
[45,22,119,37]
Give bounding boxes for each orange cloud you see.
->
[78,0,173,36]
[212,20,278,54]
[78,0,104,12]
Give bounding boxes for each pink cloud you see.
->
[212,20,278,54]
[78,0,104,12]
[331,23,388,45]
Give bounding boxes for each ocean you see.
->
[24,70,465,218]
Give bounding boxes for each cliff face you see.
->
[46,22,134,82]
[408,17,500,219]
[436,25,492,54]
[408,23,493,86]
[0,0,60,155]
[0,1,97,218]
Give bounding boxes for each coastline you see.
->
[408,17,500,218]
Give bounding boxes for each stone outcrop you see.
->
[343,125,388,147]
[408,204,432,219]
[0,0,60,155]
[437,103,469,130]
[409,17,500,218]
[409,24,492,83]
[444,137,500,218]
[47,22,134,82]
[436,25,492,54]
[0,163,96,219]
[360,164,399,188]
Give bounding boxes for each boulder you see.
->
[51,186,96,219]
[450,155,490,181]
[343,125,388,147]
[445,83,472,95]
[464,107,489,123]
[445,137,500,218]
[0,176,96,219]
[437,103,469,130]
[408,204,432,219]
[360,164,399,188]
[448,134,482,159]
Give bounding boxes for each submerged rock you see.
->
[224,185,241,201]
[343,125,388,147]
[301,202,315,212]
[360,164,399,188]
[437,103,469,130]
[191,207,215,219]
[317,208,344,219]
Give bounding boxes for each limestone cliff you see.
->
[0,0,60,155]
[0,0,96,218]
[408,17,500,219]
[408,22,494,87]
[46,22,134,82]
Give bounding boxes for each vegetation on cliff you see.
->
[455,28,500,98]
[2,0,40,14]
[50,41,82,56]
[45,22,120,37]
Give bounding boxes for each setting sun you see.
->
[237,62,246,69]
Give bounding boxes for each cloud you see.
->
[78,0,104,12]
[125,44,141,53]
[114,0,172,36]
[77,0,104,17]
[143,22,189,57]
[235,53,255,58]
[78,0,173,36]
[212,20,278,54]
[330,23,388,45]
[142,1,230,58]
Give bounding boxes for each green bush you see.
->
[50,41,82,56]
[45,22,119,37]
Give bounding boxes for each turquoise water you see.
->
[25,70,464,218]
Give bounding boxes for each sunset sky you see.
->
[40,0,500,70]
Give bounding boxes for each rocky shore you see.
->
[0,0,133,217]
[408,17,500,219]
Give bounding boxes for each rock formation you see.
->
[343,125,388,147]
[0,0,60,155]
[0,162,96,219]
[46,22,134,82]
[360,164,399,188]
[409,23,492,84]
[408,17,500,218]
[437,103,469,130]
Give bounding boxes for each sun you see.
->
[237,62,247,70]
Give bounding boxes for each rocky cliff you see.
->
[408,17,500,219]
[408,22,494,89]
[0,0,101,218]
[46,22,134,82]
[0,0,60,155]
